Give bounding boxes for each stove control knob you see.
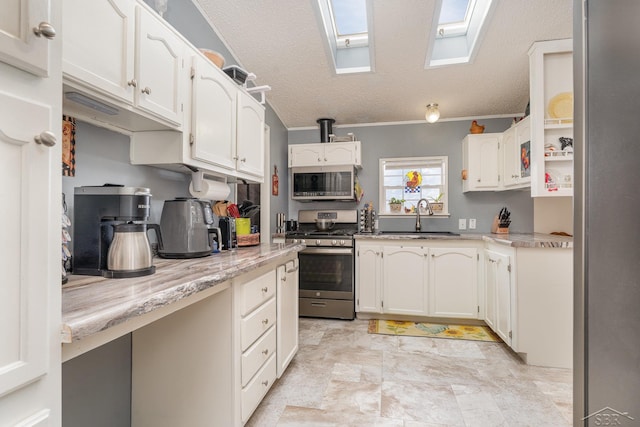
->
[340,240,346,246]
[292,239,298,244]
[315,239,321,246]
[332,240,338,246]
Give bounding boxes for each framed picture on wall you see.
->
[520,140,531,178]
[62,115,76,177]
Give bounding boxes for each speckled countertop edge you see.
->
[354,232,572,248]
[62,243,305,342]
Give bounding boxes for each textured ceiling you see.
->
[194,0,573,128]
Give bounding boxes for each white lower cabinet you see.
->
[484,243,572,368]
[429,247,479,319]
[132,256,299,427]
[356,241,480,318]
[236,269,277,424]
[382,246,429,315]
[276,260,299,378]
[355,244,382,313]
[484,248,514,345]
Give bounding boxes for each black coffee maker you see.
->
[73,184,155,276]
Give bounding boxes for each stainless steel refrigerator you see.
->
[574,1,640,425]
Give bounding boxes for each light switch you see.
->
[459,218,467,230]
[469,218,476,229]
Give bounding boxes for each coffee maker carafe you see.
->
[73,185,158,277]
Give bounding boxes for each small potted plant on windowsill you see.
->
[389,197,404,213]
[429,193,444,213]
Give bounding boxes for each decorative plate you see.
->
[548,92,573,119]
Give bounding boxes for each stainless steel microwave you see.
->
[291,166,355,201]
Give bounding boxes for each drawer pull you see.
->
[261,286,269,293]
[262,348,269,355]
[262,380,269,387]
[262,318,269,325]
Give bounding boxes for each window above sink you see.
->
[379,156,449,217]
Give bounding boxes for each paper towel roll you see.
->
[189,179,230,200]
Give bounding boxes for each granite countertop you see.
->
[62,243,305,343]
[354,232,572,248]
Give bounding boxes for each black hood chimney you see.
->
[317,118,335,143]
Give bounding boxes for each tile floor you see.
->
[246,318,573,427]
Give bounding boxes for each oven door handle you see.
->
[300,248,353,255]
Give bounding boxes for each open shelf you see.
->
[544,150,573,161]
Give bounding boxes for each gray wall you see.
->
[62,121,192,232]
[288,118,534,233]
[62,335,132,427]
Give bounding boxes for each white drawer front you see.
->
[241,353,276,423]
[241,297,276,351]
[241,270,276,316]
[242,325,276,387]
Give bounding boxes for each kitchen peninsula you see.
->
[62,243,303,426]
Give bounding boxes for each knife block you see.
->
[491,215,509,234]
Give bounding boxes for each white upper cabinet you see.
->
[63,1,185,129]
[190,53,237,171]
[462,133,501,192]
[502,116,531,189]
[528,39,574,197]
[135,6,185,125]
[289,141,361,168]
[131,50,266,183]
[236,90,265,178]
[463,119,532,193]
[0,0,54,77]
[62,0,135,103]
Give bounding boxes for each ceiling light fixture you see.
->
[425,103,440,123]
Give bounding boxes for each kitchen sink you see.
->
[378,231,460,236]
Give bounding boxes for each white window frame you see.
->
[379,156,449,217]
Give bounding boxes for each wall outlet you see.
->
[469,218,477,229]
[458,218,467,230]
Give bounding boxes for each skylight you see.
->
[437,0,474,38]
[426,0,495,68]
[316,0,374,74]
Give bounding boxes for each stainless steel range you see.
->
[286,209,357,320]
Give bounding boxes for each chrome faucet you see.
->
[415,198,433,231]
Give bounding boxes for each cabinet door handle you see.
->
[141,87,151,95]
[34,131,56,147]
[262,349,269,355]
[127,79,137,88]
[281,275,286,282]
[262,380,269,387]
[261,286,269,292]
[477,179,481,182]
[33,22,56,39]
[317,158,322,162]
[240,157,246,162]
[262,318,269,325]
